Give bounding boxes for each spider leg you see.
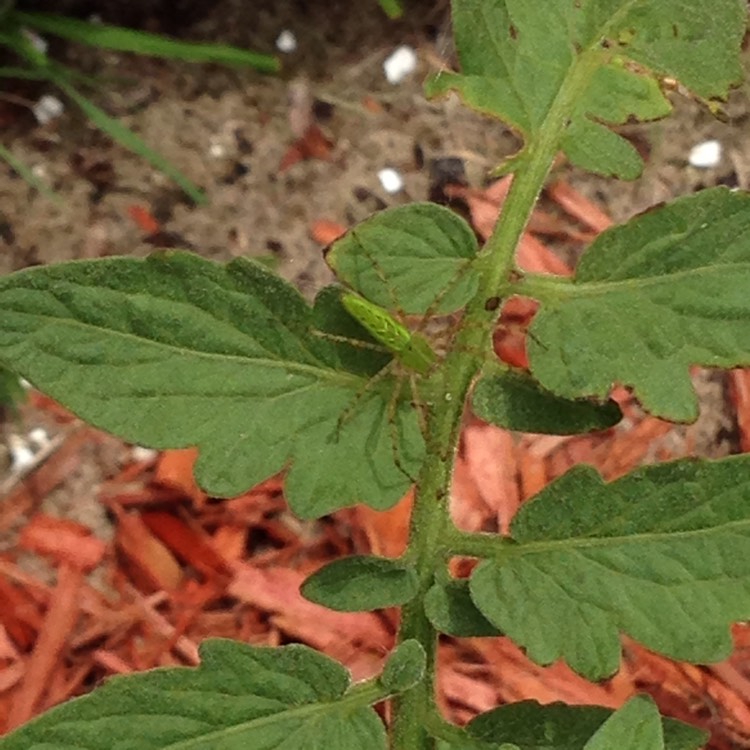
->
[385,376,418,484]
[334,361,395,440]
[408,372,429,439]
[333,363,418,484]
[311,329,388,352]
[350,231,474,327]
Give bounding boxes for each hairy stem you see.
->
[389,50,602,750]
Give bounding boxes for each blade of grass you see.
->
[12,11,280,73]
[0,142,58,199]
[52,73,206,204]
[2,13,226,202]
[0,63,118,101]
[0,22,48,67]
[0,65,50,79]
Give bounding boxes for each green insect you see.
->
[340,291,437,375]
[321,229,477,482]
[324,289,446,482]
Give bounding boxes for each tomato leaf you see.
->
[528,188,750,421]
[0,640,386,750]
[472,457,750,679]
[472,368,622,434]
[427,0,743,178]
[0,252,423,517]
[302,556,419,611]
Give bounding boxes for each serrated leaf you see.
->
[584,696,663,750]
[528,188,750,421]
[380,640,426,692]
[0,639,387,750]
[472,369,621,434]
[301,556,419,611]
[424,579,502,637]
[0,252,424,518]
[465,700,705,750]
[325,203,479,315]
[471,457,750,679]
[427,0,743,178]
[561,60,671,179]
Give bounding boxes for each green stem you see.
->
[443,529,519,561]
[389,51,602,750]
[514,271,575,301]
[344,676,391,708]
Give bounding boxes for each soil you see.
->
[1,0,749,740]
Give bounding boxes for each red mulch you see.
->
[2,181,750,749]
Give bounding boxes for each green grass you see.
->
[0,8,280,202]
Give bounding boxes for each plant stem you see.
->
[389,50,602,750]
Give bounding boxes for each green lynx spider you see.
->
[325,226,478,480]
[325,289,447,482]
[340,291,438,376]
